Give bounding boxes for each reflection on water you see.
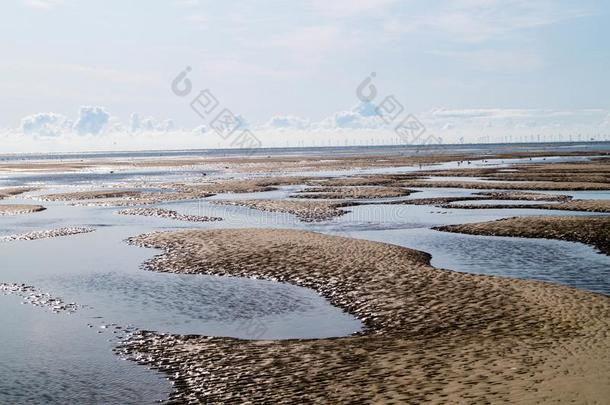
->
[1,146,609,403]
[0,168,214,188]
[46,270,360,339]
[351,228,610,295]
[0,203,360,404]
[0,298,170,404]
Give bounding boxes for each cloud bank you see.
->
[3,104,609,153]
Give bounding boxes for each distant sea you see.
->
[1,142,609,162]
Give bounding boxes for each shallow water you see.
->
[350,228,610,295]
[0,167,217,188]
[1,146,609,403]
[0,298,170,404]
[0,201,360,404]
[449,199,549,206]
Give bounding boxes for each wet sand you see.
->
[0,204,46,215]
[445,199,610,213]
[119,229,610,403]
[0,187,36,199]
[473,191,572,201]
[39,189,143,201]
[2,149,605,174]
[118,208,222,222]
[0,283,80,313]
[0,227,95,242]
[400,179,610,191]
[294,186,413,199]
[382,191,573,207]
[415,158,610,182]
[212,199,351,222]
[436,216,610,255]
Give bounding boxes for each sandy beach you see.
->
[4,3,610,402]
[121,228,610,403]
[3,146,610,403]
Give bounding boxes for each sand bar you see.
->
[118,208,222,222]
[436,216,610,255]
[0,227,95,242]
[211,199,351,222]
[0,204,46,215]
[294,186,413,200]
[119,229,610,403]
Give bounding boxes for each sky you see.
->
[1,0,609,152]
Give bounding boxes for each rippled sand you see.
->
[445,199,610,213]
[436,216,610,255]
[0,227,95,242]
[211,199,351,222]
[294,186,413,199]
[0,204,45,215]
[120,229,610,403]
[400,179,610,191]
[0,187,36,199]
[118,208,222,222]
[39,189,142,201]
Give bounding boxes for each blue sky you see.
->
[1,0,609,151]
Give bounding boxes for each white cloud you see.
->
[8,105,609,153]
[73,106,110,135]
[21,113,71,137]
[129,113,141,133]
[127,113,179,133]
[260,102,384,131]
[264,115,311,130]
[192,124,209,134]
[157,119,176,132]
[319,110,385,130]
[353,101,380,117]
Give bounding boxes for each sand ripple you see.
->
[119,229,610,403]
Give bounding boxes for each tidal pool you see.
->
[1,150,608,404]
